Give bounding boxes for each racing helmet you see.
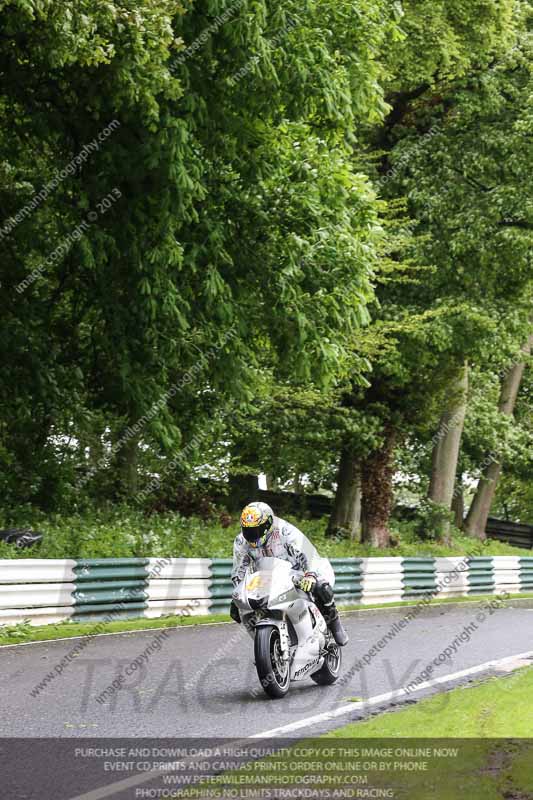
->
[240,501,274,548]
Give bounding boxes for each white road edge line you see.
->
[63,649,533,800]
[1,598,531,650]
[250,649,533,738]
[0,621,229,649]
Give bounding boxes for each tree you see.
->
[327,448,362,540]
[320,0,519,546]
[427,362,468,540]
[465,333,533,538]
[349,4,533,542]
[0,0,394,506]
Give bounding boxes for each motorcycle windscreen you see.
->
[244,557,294,606]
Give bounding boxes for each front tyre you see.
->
[254,626,290,699]
[311,639,342,685]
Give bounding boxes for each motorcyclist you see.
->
[230,500,349,646]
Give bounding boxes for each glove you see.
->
[299,573,317,593]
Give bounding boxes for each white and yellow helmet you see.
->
[240,501,274,547]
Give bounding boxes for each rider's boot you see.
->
[314,581,349,646]
[325,605,349,647]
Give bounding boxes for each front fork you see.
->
[278,618,290,660]
[253,617,291,662]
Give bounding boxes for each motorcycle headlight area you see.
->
[248,597,268,611]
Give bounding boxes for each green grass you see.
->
[327,667,533,737]
[0,505,530,559]
[315,668,533,798]
[2,592,533,646]
[205,742,533,800]
[0,610,231,645]
[169,669,533,800]
[341,591,533,612]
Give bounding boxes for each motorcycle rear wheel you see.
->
[254,626,290,698]
[311,639,342,685]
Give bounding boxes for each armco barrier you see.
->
[434,558,470,598]
[486,517,533,549]
[467,557,495,595]
[0,559,76,626]
[145,557,211,618]
[209,558,234,613]
[207,558,365,613]
[403,558,437,598]
[72,558,149,622]
[359,558,403,605]
[1,555,532,627]
[520,557,533,590]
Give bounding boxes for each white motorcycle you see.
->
[233,556,342,698]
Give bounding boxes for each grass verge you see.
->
[182,669,533,800]
[2,592,533,646]
[0,611,231,645]
[326,666,533,737]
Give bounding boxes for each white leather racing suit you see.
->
[231,516,335,589]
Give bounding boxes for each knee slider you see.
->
[230,600,241,623]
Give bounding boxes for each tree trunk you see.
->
[464,461,501,540]
[326,449,361,539]
[451,477,464,529]
[465,334,533,539]
[116,431,139,497]
[361,426,397,548]
[428,362,469,539]
[350,484,362,542]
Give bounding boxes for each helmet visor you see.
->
[241,521,270,544]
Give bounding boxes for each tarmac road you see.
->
[2,599,533,740]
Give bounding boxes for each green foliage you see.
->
[339,1,533,537]
[1,0,533,540]
[493,472,533,523]
[492,366,533,521]
[0,507,528,559]
[408,498,456,542]
[0,619,34,642]
[384,0,516,91]
[225,386,384,489]
[0,0,394,508]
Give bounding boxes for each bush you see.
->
[0,505,528,560]
[410,499,455,541]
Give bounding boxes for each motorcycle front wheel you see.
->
[254,625,290,699]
